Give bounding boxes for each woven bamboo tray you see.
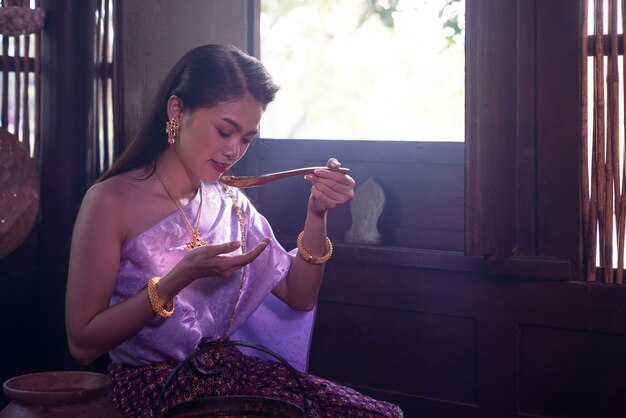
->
[0,128,39,259]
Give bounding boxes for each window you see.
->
[259,0,465,141]
[582,0,626,281]
[91,0,118,180]
[244,1,465,253]
[0,0,42,158]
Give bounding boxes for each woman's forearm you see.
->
[281,205,329,311]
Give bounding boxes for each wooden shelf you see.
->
[281,238,573,280]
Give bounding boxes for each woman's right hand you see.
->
[170,237,271,285]
[156,238,270,304]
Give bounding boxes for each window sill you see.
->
[282,239,573,280]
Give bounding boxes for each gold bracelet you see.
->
[296,231,333,265]
[147,277,174,318]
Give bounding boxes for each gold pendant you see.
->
[185,231,209,251]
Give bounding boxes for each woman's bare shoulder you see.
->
[83,171,143,207]
[78,170,158,239]
[84,169,179,241]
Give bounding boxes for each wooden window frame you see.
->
[465,0,582,278]
[246,0,583,280]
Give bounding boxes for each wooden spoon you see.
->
[220,166,350,188]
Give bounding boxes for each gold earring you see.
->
[165,118,180,145]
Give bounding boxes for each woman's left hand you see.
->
[305,157,356,216]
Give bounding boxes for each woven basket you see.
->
[0,128,39,259]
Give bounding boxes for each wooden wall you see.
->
[119,0,253,144]
[311,264,626,418]
[239,140,464,253]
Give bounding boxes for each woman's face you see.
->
[175,94,264,182]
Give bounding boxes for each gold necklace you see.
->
[220,182,246,340]
[155,169,246,340]
[186,183,245,400]
[154,168,209,251]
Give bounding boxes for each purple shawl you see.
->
[108,182,315,372]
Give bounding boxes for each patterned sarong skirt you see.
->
[106,345,403,417]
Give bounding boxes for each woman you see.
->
[65,44,402,417]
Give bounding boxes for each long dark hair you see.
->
[98,44,279,182]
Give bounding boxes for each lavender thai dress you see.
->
[105,182,403,418]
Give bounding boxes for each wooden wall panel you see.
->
[519,325,626,418]
[465,0,518,258]
[535,0,582,262]
[37,0,97,374]
[0,232,38,402]
[311,303,477,404]
[239,140,464,251]
[308,265,626,417]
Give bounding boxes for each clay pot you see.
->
[0,371,122,417]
